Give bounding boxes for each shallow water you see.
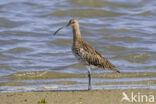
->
[0,0,156,92]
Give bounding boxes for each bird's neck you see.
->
[72,24,82,44]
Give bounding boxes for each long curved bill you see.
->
[53,24,69,35]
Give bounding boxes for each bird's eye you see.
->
[72,22,75,24]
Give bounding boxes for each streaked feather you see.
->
[72,40,120,73]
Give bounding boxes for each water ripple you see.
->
[0,0,156,91]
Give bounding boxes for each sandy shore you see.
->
[0,89,155,104]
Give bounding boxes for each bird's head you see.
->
[53,19,78,35]
[68,19,78,26]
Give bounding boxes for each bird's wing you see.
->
[78,41,120,73]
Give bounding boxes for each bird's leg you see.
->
[87,66,92,90]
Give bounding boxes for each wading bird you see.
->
[53,19,120,90]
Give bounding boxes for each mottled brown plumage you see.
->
[72,40,120,73]
[53,19,120,90]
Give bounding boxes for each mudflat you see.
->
[0,89,155,104]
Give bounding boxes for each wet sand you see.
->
[0,89,155,104]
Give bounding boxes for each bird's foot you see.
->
[88,87,92,91]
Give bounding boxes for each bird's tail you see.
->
[112,67,120,73]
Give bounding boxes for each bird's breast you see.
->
[72,46,89,65]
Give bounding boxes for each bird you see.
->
[53,19,120,90]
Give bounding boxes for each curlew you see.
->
[53,19,120,90]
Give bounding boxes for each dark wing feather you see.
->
[77,41,120,73]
